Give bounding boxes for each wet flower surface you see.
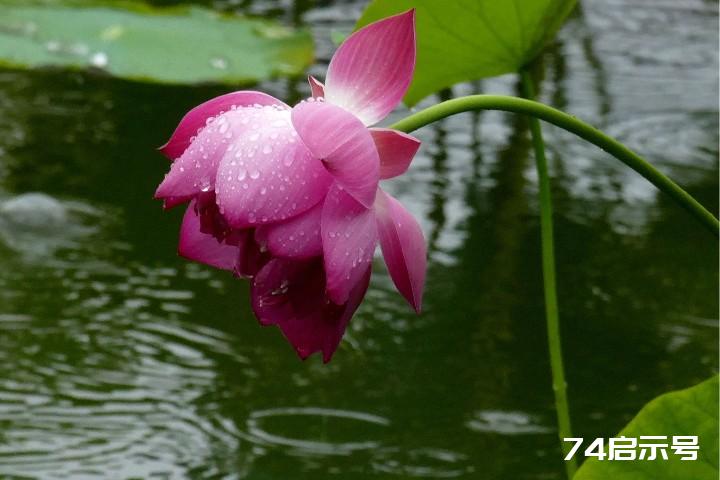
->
[154,10,426,361]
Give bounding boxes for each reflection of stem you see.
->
[389,95,719,236]
[427,122,448,255]
[520,69,577,480]
[427,88,453,254]
[576,1,612,118]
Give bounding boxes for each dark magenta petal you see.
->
[178,201,239,271]
[194,191,230,241]
[251,257,370,362]
[159,91,287,160]
[375,189,426,312]
[226,229,269,278]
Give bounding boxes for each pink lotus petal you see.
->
[371,128,421,179]
[251,257,370,361]
[215,106,332,228]
[260,201,323,259]
[321,184,377,304]
[291,101,379,207]
[178,201,238,271]
[155,106,280,200]
[324,10,416,125]
[308,76,325,99]
[375,190,426,312]
[159,91,286,160]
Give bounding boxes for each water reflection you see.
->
[0,0,716,478]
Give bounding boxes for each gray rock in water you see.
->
[0,192,67,230]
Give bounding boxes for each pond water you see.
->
[0,0,717,478]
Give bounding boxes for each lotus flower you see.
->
[154,10,426,361]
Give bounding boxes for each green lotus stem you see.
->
[389,95,719,237]
[520,70,577,479]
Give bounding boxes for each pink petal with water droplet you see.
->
[324,10,416,125]
[159,91,286,160]
[215,106,332,228]
[370,128,421,179]
[321,184,377,304]
[291,101,379,207]
[155,106,280,200]
[251,257,370,362]
[375,189,426,312]
[260,201,323,259]
[308,76,325,98]
[178,201,238,271]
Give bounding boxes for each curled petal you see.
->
[259,201,323,259]
[251,258,370,362]
[321,184,377,304]
[291,101,379,207]
[215,106,332,228]
[375,190,426,312]
[178,201,238,271]
[370,128,421,179]
[159,91,286,160]
[308,76,325,99]
[324,10,416,125]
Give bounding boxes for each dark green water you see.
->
[0,1,717,478]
